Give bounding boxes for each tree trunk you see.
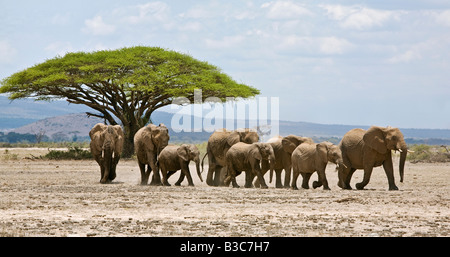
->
[121,120,141,158]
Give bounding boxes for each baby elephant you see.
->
[291,141,345,190]
[158,144,203,186]
[224,142,275,189]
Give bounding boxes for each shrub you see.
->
[407,144,450,163]
[43,147,92,160]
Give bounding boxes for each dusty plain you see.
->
[0,147,448,237]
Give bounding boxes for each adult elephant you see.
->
[224,142,275,189]
[203,128,259,187]
[291,141,345,190]
[158,144,203,186]
[134,123,170,185]
[89,123,124,184]
[257,135,314,188]
[338,126,408,190]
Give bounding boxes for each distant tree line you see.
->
[0,131,89,144]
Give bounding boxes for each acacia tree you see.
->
[0,46,259,157]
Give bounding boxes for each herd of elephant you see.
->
[89,123,410,191]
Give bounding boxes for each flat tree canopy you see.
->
[0,46,260,156]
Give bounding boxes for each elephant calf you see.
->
[158,144,203,186]
[224,142,275,189]
[89,123,124,184]
[291,141,344,190]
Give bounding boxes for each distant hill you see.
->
[0,95,90,130]
[11,113,103,141]
[5,111,450,145]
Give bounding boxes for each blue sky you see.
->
[1,0,450,129]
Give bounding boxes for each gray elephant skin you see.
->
[158,144,203,186]
[134,123,170,185]
[258,135,314,188]
[291,141,344,190]
[89,123,124,184]
[338,126,408,190]
[224,142,275,189]
[203,128,259,187]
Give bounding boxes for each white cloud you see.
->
[82,15,116,36]
[179,5,215,19]
[0,40,18,63]
[320,5,402,30]
[124,2,171,24]
[45,42,74,57]
[180,21,202,32]
[261,1,313,20]
[388,49,421,64]
[319,37,353,54]
[277,35,353,55]
[434,9,450,26]
[204,35,246,49]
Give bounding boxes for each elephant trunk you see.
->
[195,158,203,182]
[101,143,113,184]
[399,147,407,183]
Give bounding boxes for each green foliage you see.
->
[407,144,450,163]
[0,46,259,101]
[43,147,92,160]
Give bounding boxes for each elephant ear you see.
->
[143,124,157,151]
[89,123,106,139]
[248,143,263,163]
[363,126,387,154]
[281,135,300,154]
[316,142,332,163]
[227,131,241,146]
[112,125,124,153]
[177,144,190,162]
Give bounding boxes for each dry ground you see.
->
[0,148,448,237]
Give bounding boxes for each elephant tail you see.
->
[201,152,208,173]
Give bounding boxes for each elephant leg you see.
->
[340,167,355,190]
[253,166,268,189]
[109,155,119,182]
[383,159,398,190]
[283,166,292,189]
[175,172,184,186]
[255,160,269,188]
[138,162,149,185]
[356,165,373,190]
[314,170,330,190]
[148,154,162,186]
[300,172,312,189]
[291,167,301,190]
[275,169,283,188]
[244,171,254,188]
[213,165,223,187]
[182,164,195,187]
[160,166,170,186]
[206,162,216,186]
[226,165,239,188]
[99,162,105,183]
[94,156,105,183]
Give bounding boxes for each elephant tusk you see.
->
[102,150,104,159]
[408,150,415,153]
[397,149,403,153]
